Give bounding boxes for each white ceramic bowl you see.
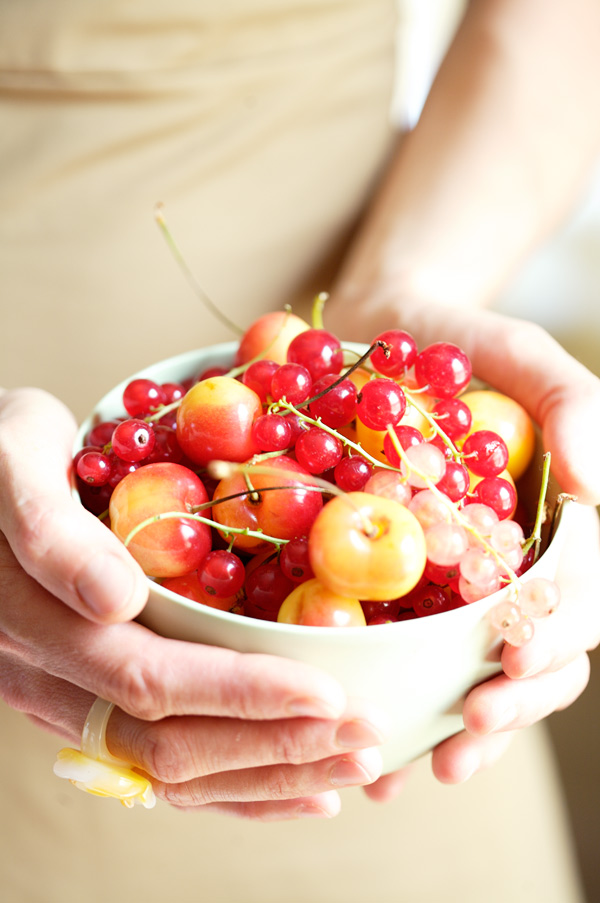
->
[75,343,571,773]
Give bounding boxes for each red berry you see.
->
[414,343,472,398]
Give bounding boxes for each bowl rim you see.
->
[74,341,573,639]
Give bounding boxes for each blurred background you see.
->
[394,4,600,899]
[494,175,600,903]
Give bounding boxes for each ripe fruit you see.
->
[278,579,366,627]
[109,463,211,578]
[234,311,310,366]
[176,376,262,467]
[309,492,427,601]
[461,390,535,480]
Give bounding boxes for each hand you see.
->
[0,388,387,819]
[325,295,600,800]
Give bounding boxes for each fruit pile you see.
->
[74,308,560,645]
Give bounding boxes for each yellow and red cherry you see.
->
[277,579,366,627]
[109,462,211,578]
[176,376,262,468]
[309,492,427,601]
[234,311,310,367]
[211,455,323,552]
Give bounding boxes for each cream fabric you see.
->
[0,2,585,901]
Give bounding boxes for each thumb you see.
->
[0,388,148,623]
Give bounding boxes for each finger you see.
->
[392,304,600,505]
[0,388,148,622]
[109,702,389,783]
[431,729,515,784]
[463,654,590,736]
[361,764,414,802]
[173,792,342,821]
[153,747,383,807]
[2,557,349,722]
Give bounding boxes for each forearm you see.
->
[332,0,600,331]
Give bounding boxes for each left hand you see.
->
[325,294,600,801]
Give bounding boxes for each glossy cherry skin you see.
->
[309,492,427,601]
[277,579,366,627]
[234,311,310,366]
[211,455,323,552]
[109,462,211,578]
[176,376,262,467]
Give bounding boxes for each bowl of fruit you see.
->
[73,310,570,773]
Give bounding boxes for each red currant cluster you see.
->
[73,311,559,645]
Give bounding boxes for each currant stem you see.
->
[403,389,461,460]
[522,452,552,559]
[271,400,397,473]
[302,341,390,408]
[386,427,521,589]
[209,460,378,538]
[154,203,244,337]
[124,510,287,549]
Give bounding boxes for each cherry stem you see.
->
[154,203,244,337]
[521,452,551,559]
[208,460,378,538]
[386,427,522,590]
[311,291,329,330]
[123,510,287,550]
[191,483,327,513]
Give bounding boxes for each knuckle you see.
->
[141,722,196,783]
[274,726,309,766]
[10,500,58,572]
[266,765,298,800]
[103,659,166,721]
[162,780,211,808]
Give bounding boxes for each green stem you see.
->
[124,510,287,549]
[311,292,329,330]
[154,203,243,336]
[386,428,521,590]
[522,452,552,559]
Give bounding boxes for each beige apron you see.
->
[0,3,585,900]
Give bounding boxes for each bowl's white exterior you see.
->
[75,343,570,773]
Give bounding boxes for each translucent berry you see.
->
[518,578,560,618]
[356,379,406,431]
[334,455,373,491]
[198,550,246,598]
[414,342,472,398]
[242,359,279,402]
[280,537,315,583]
[462,430,509,478]
[435,461,469,502]
[383,425,423,467]
[364,471,412,506]
[309,374,358,429]
[400,442,446,489]
[251,413,292,452]
[432,398,472,440]
[123,379,166,417]
[111,419,156,463]
[370,329,417,378]
[425,522,469,567]
[295,427,343,474]
[76,451,112,486]
[287,329,343,381]
[271,363,313,405]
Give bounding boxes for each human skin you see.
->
[1,0,600,818]
[325,0,600,799]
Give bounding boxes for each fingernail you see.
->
[329,753,380,787]
[487,706,517,733]
[288,698,342,720]
[295,803,334,819]
[335,719,386,749]
[76,553,139,616]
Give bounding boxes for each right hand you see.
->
[0,387,386,819]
